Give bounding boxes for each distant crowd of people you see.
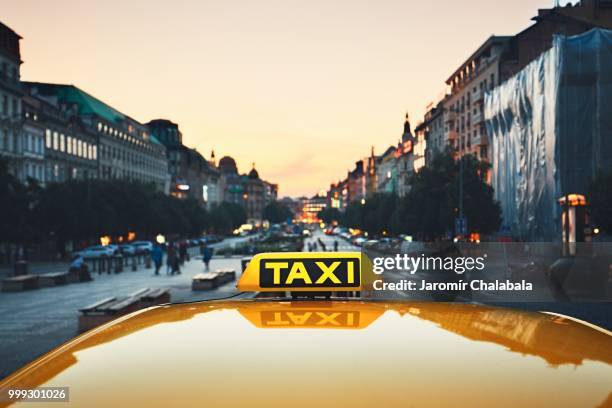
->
[307,238,339,252]
[150,240,214,276]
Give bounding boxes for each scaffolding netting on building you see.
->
[485,28,612,241]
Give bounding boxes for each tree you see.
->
[209,202,247,233]
[31,179,211,248]
[0,159,31,245]
[318,207,342,224]
[397,151,501,240]
[340,193,398,236]
[342,201,364,230]
[263,201,293,224]
[589,169,612,234]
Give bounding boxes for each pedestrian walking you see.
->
[202,243,214,271]
[151,244,163,275]
[318,238,327,252]
[166,243,176,275]
[172,253,181,274]
[179,241,187,265]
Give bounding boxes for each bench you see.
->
[215,268,236,284]
[78,287,171,332]
[39,272,70,287]
[191,268,236,291]
[138,288,171,307]
[1,274,39,292]
[192,272,220,290]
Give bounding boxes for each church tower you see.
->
[402,112,413,143]
[210,150,216,166]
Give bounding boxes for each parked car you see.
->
[74,245,115,259]
[353,237,367,246]
[200,235,223,244]
[106,244,120,255]
[131,241,153,254]
[119,244,136,255]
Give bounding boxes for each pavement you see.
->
[0,235,255,380]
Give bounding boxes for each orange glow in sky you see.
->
[4,0,567,196]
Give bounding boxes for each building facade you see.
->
[24,83,169,190]
[396,114,415,198]
[26,87,99,183]
[421,101,446,162]
[300,194,327,224]
[0,22,23,179]
[376,145,398,194]
[346,160,365,203]
[146,119,219,206]
[21,95,46,184]
[327,179,348,211]
[443,1,612,165]
[443,36,511,163]
[217,156,278,225]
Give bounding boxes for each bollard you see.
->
[13,260,28,277]
[131,256,137,271]
[145,255,151,269]
[114,255,123,273]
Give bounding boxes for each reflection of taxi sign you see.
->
[261,310,359,328]
[238,252,372,292]
[238,302,384,329]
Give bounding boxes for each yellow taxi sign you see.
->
[237,252,372,292]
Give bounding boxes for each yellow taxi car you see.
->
[1,253,611,408]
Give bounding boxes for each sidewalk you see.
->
[0,255,243,379]
[0,261,71,278]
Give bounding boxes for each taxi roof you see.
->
[1,300,610,408]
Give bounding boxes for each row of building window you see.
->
[99,165,163,182]
[1,92,19,118]
[45,129,97,161]
[0,129,18,153]
[99,144,167,178]
[23,132,44,155]
[0,60,19,83]
[45,163,95,183]
[96,121,159,153]
[24,162,44,182]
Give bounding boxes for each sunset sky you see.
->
[4,0,569,197]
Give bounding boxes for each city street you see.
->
[0,235,255,380]
[303,230,360,253]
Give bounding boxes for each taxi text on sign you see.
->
[237,252,374,292]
